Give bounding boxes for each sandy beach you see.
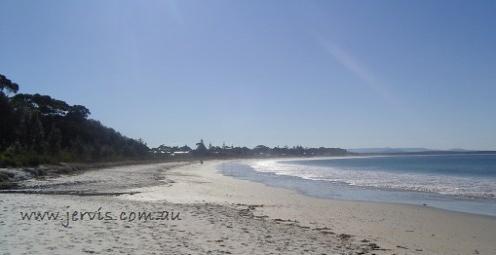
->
[2,160,496,254]
[3,1,496,254]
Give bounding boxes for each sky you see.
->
[1,0,495,150]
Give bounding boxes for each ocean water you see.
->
[218,154,496,217]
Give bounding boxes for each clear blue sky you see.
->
[1,0,495,150]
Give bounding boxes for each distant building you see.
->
[171,151,190,156]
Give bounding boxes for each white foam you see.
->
[248,159,496,199]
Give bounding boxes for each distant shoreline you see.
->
[3,150,496,189]
[0,153,354,190]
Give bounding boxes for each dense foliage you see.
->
[0,74,149,166]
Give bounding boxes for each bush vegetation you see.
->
[0,74,149,167]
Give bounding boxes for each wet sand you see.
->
[1,160,496,254]
[125,160,496,255]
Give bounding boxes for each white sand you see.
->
[2,160,496,254]
[123,160,496,255]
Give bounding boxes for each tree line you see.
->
[151,139,348,158]
[1,74,349,167]
[0,74,149,166]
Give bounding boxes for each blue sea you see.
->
[218,154,496,217]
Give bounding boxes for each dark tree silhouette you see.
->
[0,74,19,94]
[67,105,90,120]
[0,74,150,167]
[193,139,208,156]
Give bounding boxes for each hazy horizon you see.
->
[1,0,495,150]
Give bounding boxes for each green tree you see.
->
[46,124,62,154]
[1,74,151,166]
[67,105,90,120]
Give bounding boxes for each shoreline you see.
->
[1,160,384,254]
[123,160,496,255]
[224,158,496,219]
[2,159,495,254]
[234,157,496,217]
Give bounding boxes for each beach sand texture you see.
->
[2,160,495,254]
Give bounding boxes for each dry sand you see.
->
[124,160,496,255]
[1,160,495,254]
